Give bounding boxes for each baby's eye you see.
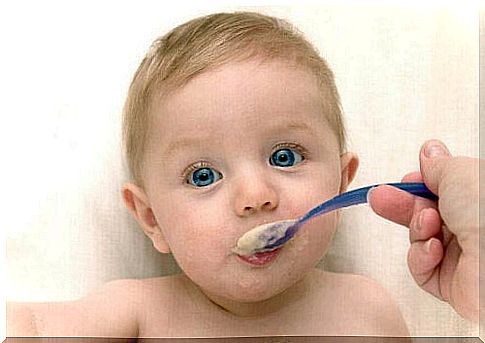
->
[187,167,223,187]
[269,147,304,167]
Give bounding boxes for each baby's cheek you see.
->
[168,224,228,272]
[294,213,337,258]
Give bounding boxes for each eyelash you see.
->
[181,161,212,184]
[271,142,309,161]
[180,142,309,185]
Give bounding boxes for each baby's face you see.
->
[136,59,356,303]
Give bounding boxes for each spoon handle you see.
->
[299,182,437,224]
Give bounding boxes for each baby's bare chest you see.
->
[137,298,369,337]
[135,273,380,337]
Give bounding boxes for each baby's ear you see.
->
[339,152,359,194]
[122,182,171,253]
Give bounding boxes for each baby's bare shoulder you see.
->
[125,274,186,312]
[136,274,188,297]
[317,270,394,302]
[321,270,389,295]
[133,274,190,336]
[312,270,410,336]
[8,278,145,337]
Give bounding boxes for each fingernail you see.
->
[424,142,447,158]
[366,187,377,204]
[425,238,434,253]
[414,211,424,232]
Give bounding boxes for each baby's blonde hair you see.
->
[123,11,347,186]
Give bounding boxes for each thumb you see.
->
[419,139,452,195]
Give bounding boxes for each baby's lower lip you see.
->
[237,248,282,266]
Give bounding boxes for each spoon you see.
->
[232,182,437,256]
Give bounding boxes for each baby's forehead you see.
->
[153,59,325,115]
[144,58,340,151]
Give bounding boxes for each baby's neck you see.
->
[187,270,317,318]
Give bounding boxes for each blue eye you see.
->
[188,167,222,187]
[270,148,304,167]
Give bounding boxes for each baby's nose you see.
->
[242,200,276,214]
[232,170,279,217]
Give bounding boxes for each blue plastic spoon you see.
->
[232,182,437,256]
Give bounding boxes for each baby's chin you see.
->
[176,222,335,302]
[193,262,309,304]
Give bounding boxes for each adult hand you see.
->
[368,139,480,322]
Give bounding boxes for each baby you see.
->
[7,12,410,338]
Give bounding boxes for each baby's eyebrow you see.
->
[163,121,314,156]
[164,136,210,156]
[266,121,315,135]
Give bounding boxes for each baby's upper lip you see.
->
[240,219,271,233]
[234,219,271,240]
[247,216,294,230]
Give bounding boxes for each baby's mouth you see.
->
[236,247,282,266]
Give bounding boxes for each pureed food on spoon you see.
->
[232,219,296,256]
